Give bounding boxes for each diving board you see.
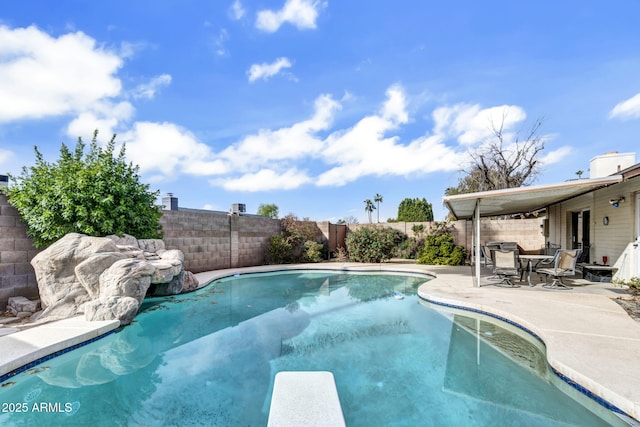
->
[268,371,346,427]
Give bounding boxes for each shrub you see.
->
[264,214,327,264]
[265,234,293,264]
[345,226,399,263]
[394,237,424,259]
[303,240,324,263]
[6,131,161,247]
[417,222,467,266]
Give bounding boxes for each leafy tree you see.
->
[397,198,434,222]
[257,203,279,219]
[7,131,161,247]
[446,115,545,195]
[364,199,376,223]
[374,193,383,222]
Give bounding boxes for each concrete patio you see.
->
[417,264,640,424]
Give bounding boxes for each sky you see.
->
[1,1,640,223]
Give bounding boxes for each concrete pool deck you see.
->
[1,263,639,423]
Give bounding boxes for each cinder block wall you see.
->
[349,218,545,254]
[0,192,40,310]
[160,209,281,273]
[0,192,543,311]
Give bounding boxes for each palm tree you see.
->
[374,193,383,223]
[364,199,376,223]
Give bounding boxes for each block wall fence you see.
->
[1,190,544,310]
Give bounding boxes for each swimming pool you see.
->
[0,270,627,426]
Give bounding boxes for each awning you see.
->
[442,175,623,220]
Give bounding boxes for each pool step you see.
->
[268,371,346,427]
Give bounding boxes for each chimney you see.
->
[162,193,178,211]
[231,203,246,215]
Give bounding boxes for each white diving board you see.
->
[268,371,346,427]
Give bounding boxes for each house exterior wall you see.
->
[547,177,639,266]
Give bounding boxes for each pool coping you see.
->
[1,263,639,424]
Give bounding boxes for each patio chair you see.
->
[481,245,494,269]
[537,249,580,290]
[490,249,521,288]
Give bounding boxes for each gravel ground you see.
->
[614,294,640,322]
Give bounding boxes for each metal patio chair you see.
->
[490,249,521,288]
[537,249,581,290]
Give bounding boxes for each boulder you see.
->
[159,249,184,263]
[28,232,196,326]
[31,233,119,309]
[138,239,165,253]
[75,252,128,299]
[7,296,39,315]
[99,259,156,304]
[84,296,140,325]
[106,234,139,248]
[182,271,200,293]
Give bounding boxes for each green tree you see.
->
[257,203,279,219]
[396,198,434,222]
[364,199,376,223]
[374,193,383,223]
[6,131,162,247]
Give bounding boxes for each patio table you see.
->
[519,254,555,287]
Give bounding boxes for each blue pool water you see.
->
[0,270,626,426]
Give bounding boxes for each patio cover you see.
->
[443,175,623,220]
[442,175,623,287]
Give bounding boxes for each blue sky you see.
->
[1,1,640,222]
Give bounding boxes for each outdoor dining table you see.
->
[519,254,555,287]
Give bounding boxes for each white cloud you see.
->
[0,25,123,123]
[609,93,640,120]
[433,104,527,146]
[118,122,227,181]
[255,0,324,32]
[230,0,246,20]
[247,57,293,82]
[66,101,135,139]
[212,168,312,191]
[219,94,339,170]
[196,84,542,191]
[132,74,172,100]
[540,146,572,165]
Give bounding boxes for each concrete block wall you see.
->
[348,218,545,255]
[0,192,40,311]
[160,209,281,273]
[457,218,546,254]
